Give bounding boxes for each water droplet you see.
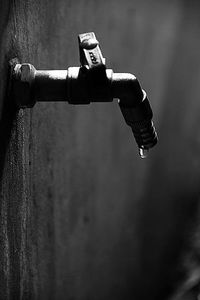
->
[139,147,148,159]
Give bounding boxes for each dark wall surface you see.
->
[1,1,200,299]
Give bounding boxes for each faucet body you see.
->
[13,66,143,105]
[11,32,158,156]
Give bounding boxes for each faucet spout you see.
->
[111,72,158,153]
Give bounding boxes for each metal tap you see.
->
[11,32,158,158]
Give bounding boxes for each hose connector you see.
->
[119,90,157,158]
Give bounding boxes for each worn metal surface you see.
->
[1,1,200,299]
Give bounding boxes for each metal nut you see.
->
[20,64,34,82]
[13,63,36,108]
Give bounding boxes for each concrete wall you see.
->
[0,0,200,299]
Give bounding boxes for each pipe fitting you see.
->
[111,73,144,107]
[13,63,36,108]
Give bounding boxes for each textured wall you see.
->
[0,0,200,299]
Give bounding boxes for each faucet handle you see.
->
[78,32,106,70]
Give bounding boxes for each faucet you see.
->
[11,32,158,158]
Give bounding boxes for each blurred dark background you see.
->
[0,0,200,299]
